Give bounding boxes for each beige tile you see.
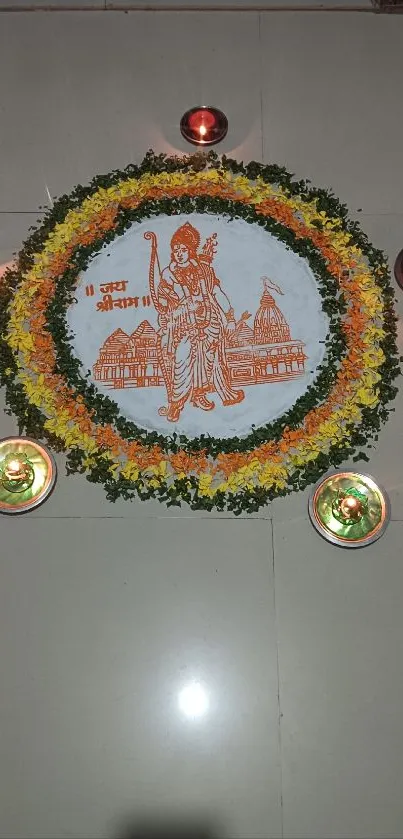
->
[0,0,371,5]
[260,14,403,215]
[0,517,280,839]
[0,1,104,5]
[107,0,372,7]
[351,213,403,273]
[0,11,261,212]
[0,213,41,262]
[0,390,19,439]
[271,484,311,528]
[274,518,403,839]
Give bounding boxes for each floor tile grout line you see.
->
[257,11,264,164]
[271,517,284,839]
[15,513,273,520]
[9,514,403,521]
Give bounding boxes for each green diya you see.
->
[0,452,35,493]
[0,438,57,514]
[308,471,390,548]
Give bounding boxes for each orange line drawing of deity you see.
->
[92,227,308,418]
[144,222,245,423]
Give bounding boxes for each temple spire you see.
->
[253,278,291,344]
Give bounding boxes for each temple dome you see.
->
[101,328,129,352]
[254,286,291,344]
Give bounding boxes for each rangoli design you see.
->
[0,151,399,513]
[93,222,306,424]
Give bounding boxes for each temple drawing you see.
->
[93,279,307,391]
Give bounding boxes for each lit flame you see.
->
[6,458,24,476]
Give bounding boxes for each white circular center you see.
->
[68,214,328,439]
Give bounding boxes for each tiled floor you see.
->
[0,519,280,839]
[260,14,403,216]
[0,11,262,213]
[274,520,403,839]
[0,9,403,839]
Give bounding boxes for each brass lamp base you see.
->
[308,471,390,548]
[0,437,56,514]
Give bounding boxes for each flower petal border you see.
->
[0,150,399,514]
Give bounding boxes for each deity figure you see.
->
[145,222,244,423]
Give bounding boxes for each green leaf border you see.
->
[46,195,346,457]
[0,150,399,513]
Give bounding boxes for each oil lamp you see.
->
[308,471,390,548]
[1,452,35,493]
[0,437,56,514]
[332,486,368,525]
[180,106,228,147]
[394,248,403,290]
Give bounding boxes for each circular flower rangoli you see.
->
[0,151,399,513]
